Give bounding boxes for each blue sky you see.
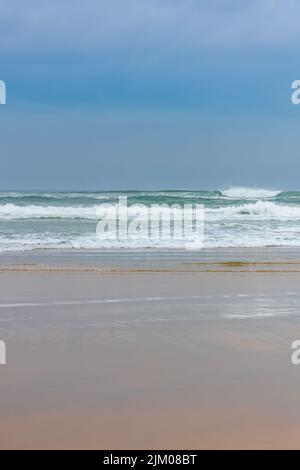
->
[1,0,300,189]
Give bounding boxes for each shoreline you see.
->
[1,258,300,273]
[1,246,300,272]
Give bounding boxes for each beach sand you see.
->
[1,254,300,449]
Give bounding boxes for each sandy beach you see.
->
[2,0,300,455]
[0,250,300,449]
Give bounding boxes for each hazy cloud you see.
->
[0,0,299,54]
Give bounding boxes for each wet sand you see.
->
[1,260,300,448]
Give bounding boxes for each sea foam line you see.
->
[0,296,178,308]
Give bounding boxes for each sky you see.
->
[1,0,300,190]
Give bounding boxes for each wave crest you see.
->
[221,187,281,199]
[0,204,99,219]
[207,201,300,220]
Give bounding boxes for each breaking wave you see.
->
[221,187,281,199]
[207,201,300,220]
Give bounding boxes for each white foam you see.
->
[207,201,300,220]
[0,232,203,252]
[224,312,278,319]
[0,204,100,219]
[0,296,177,308]
[222,187,281,199]
[0,203,194,220]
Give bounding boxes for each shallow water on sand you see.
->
[0,271,300,448]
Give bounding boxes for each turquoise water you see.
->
[0,187,299,251]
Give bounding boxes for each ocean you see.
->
[0,187,299,252]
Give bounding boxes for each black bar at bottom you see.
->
[0,450,297,465]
